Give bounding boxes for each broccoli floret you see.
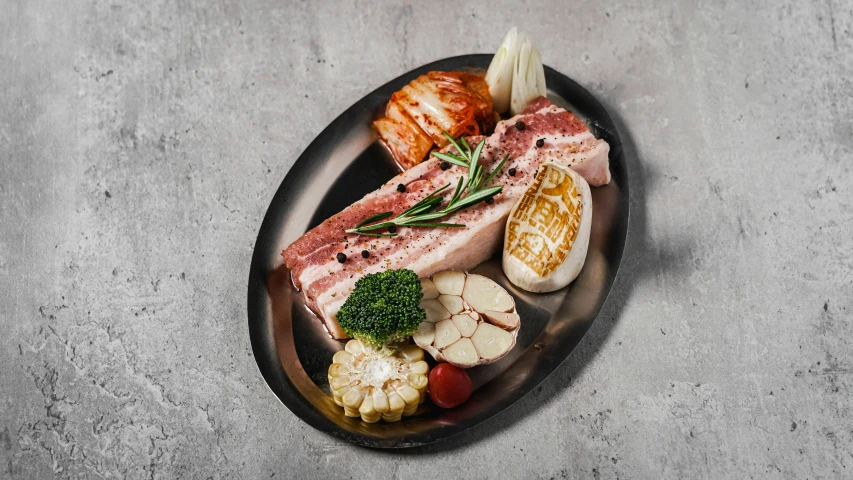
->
[337,269,425,350]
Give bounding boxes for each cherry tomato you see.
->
[428,363,473,408]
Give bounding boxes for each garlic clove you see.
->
[421,298,451,322]
[420,278,440,300]
[471,323,514,360]
[441,338,479,367]
[413,322,435,347]
[435,319,462,350]
[482,310,520,330]
[432,270,466,296]
[415,271,521,368]
[462,274,515,313]
[438,294,465,315]
[452,314,478,337]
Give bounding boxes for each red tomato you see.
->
[428,363,473,408]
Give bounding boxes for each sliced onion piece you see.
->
[509,32,547,116]
[485,27,519,114]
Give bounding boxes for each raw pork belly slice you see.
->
[282,97,610,339]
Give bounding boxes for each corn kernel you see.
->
[409,361,429,375]
[396,385,419,406]
[372,390,390,414]
[328,363,350,377]
[332,350,355,365]
[344,339,363,356]
[342,386,365,409]
[329,375,351,391]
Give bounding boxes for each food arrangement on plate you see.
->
[280,28,611,423]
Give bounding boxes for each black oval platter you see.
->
[247,54,630,448]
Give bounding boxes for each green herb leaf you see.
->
[471,140,485,168]
[358,232,399,237]
[447,185,503,212]
[483,153,509,187]
[459,136,471,155]
[355,211,393,228]
[400,199,442,218]
[398,184,449,217]
[442,131,466,158]
[351,221,395,232]
[347,132,508,237]
[398,212,448,224]
[450,176,465,205]
[430,151,469,168]
[403,222,465,228]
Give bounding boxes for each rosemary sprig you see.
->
[345,132,509,237]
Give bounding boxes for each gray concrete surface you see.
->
[1,0,851,478]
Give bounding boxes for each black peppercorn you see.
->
[515,121,525,130]
[388,225,397,233]
[536,138,545,148]
[396,183,406,193]
[485,197,495,205]
[336,252,347,263]
[508,168,517,177]
[440,161,451,171]
[361,250,370,259]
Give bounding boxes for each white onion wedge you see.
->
[486,28,547,116]
[509,32,547,116]
[485,27,519,114]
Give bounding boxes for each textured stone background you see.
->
[1,0,851,478]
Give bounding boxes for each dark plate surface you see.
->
[248,54,630,448]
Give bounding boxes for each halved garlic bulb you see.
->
[415,271,520,367]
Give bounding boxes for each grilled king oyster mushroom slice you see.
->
[415,271,520,367]
[503,162,592,293]
[328,340,429,423]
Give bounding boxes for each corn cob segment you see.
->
[328,340,430,423]
[414,271,520,367]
